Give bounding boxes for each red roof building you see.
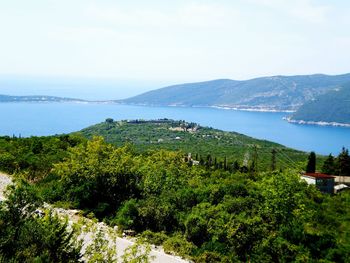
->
[304,173,335,179]
[301,173,335,193]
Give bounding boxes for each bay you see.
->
[0,102,349,155]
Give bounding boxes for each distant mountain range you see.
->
[289,83,350,126]
[120,73,350,112]
[0,95,85,103]
[3,73,350,125]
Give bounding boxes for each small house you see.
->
[301,173,335,194]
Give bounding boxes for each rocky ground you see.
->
[0,173,12,202]
[52,207,189,263]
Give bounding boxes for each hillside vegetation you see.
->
[0,133,349,262]
[291,83,350,124]
[77,119,310,171]
[120,74,350,111]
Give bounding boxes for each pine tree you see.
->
[306,151,316,173]
[337,147,350,176]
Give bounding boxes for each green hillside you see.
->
[291,83,350,124]
[77,119,311,171]
[120,74,350,111]
[1,123,349,262]
[1,132,349,262]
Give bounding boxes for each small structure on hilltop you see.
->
[301,173,335,194]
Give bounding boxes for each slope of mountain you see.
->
[77,119,312,171]
[120,74,350,111]
[0,94,85,103]
[290,83,350,125]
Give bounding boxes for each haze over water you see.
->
[1,102,349,155]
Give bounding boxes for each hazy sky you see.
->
[1,0,350,83]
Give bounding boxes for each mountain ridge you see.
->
[289,82,350,125]
[119,73,350,111]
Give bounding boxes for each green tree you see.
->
[322,154,336,175]
[231,160,240,173]
[121,240,153,263]
[0,180,81,262]
[306,151,316,173]
[271,149,277,171]
[185,213,208,245]
[53,137,140,214]
[337,147,350,176]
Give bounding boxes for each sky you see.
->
[0,0,350,97]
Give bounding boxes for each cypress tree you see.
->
[199,156,204,165]
[271,149,277,171]
[206,154,212,168]
[306,151,316,173]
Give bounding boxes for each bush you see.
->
[163,234,196,258]
[115,199,139,231]
[0,181,81,262]
[140,230,168,246]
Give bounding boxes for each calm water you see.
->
[0,102,349,155]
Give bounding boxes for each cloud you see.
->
[49,26,118,42]
[83,2,241,30]
[250,0,330,24]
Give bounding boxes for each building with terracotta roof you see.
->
[301,173,335,194]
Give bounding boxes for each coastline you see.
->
[116,102,296,113]
[0,99,296,113]
[284,117,350,128]
[209,105,295,113]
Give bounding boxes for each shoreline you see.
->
[116,102,297,113]
[209,105,295,113]
[0,100,296,113]
[284,117,350,128]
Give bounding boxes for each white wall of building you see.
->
[301,176,316,185]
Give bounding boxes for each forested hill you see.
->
[119,73,350,111]
[290,83,350,125]
[77,119,310,171]
[1,121,349,262]
[0,94,85,103]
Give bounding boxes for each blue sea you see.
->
[0,102,349,155]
